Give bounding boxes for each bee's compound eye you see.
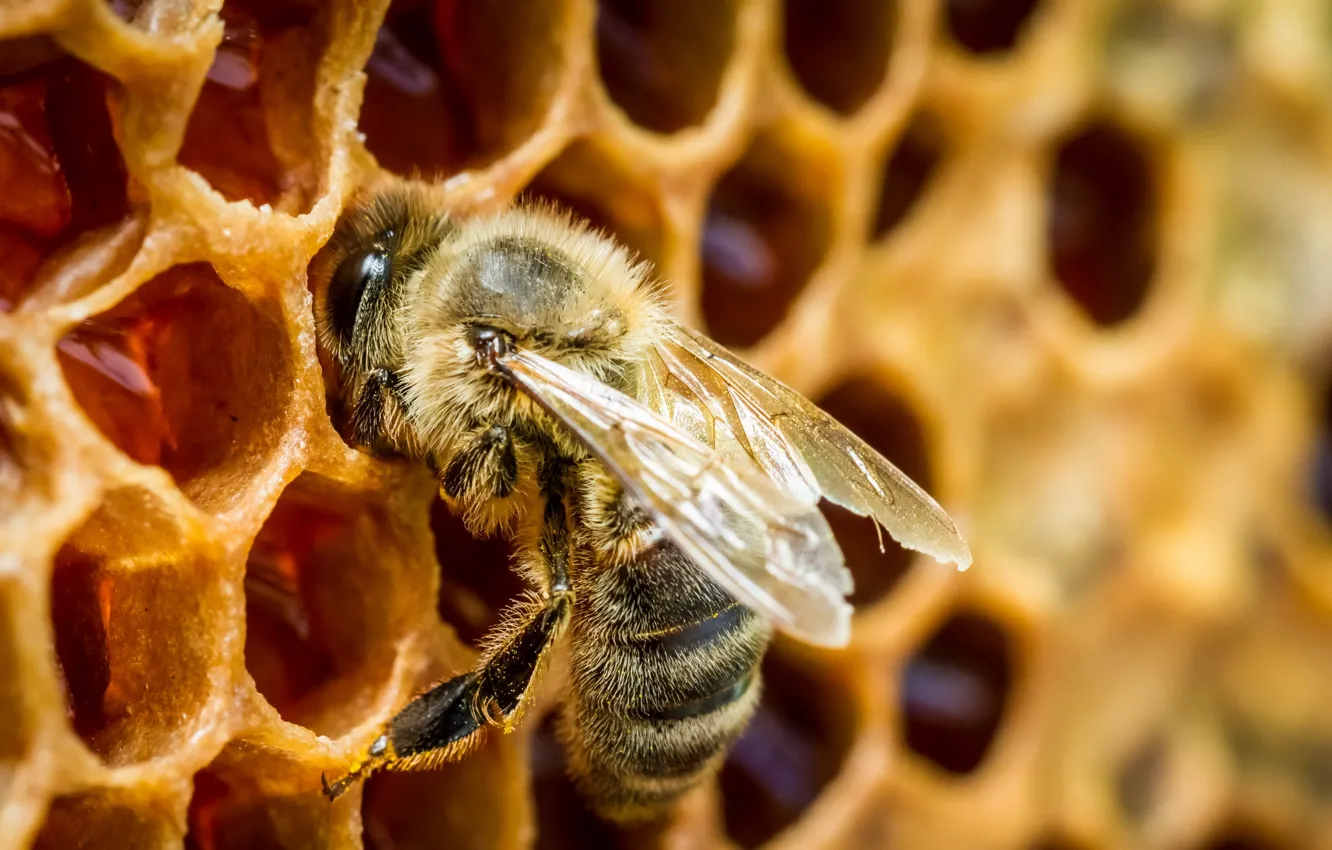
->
[328,248,390,343]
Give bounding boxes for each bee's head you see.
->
[406,205,663,406]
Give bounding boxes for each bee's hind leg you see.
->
[322,459,575,800]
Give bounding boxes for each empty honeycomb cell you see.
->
[721,647,856,848]
[244,472,420,736]
[782,0,894,116]
[32,791,179,849]
[944,0,1042,55]
[520,141,665,268]
[700,134,833,347]
[178,0,324,210]
[816,376,933,608]
[49,545,222,766]
[0,55,130,311]
[361,0,570,179]
[873,111,946,239]
[531,714,620,850]
[595,0,736,134]
[899,611,1013,775]
[186,751,353,850]
[56,263,292,514]
[1047,120,1159,327]
[431,499,520,647]
[362,736,525,850]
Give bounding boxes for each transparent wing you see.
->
[499,347,853,647]
[643,323,972,571]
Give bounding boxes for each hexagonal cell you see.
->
[700,134,834,347]
[178,0,325,210]
[186,747,352,849]
[56,263,292,514]
[899,611,1013,775]
[944,0,1042,55]
[49,546,222,766]
[363,734,526,850]
[32,790,179,849]
[0,53,130,311]
[1047,120,1159,327]
[361,0,571,178]
[815,376,934,609]
[595,0,736,133]
[519,140,665,269]
[721,647,856,847]
[431,499,520,648]
[782,0,894,116]
[244,473,422,736]
[531,714,620,850]
[873,111,946,239]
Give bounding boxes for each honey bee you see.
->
[312,184,971,821]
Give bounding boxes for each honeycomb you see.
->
[2,0,1332,847]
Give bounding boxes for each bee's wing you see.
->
[500,348,853,647]
[642,323,972,571]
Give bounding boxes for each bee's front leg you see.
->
[441,424,519,501]
[323,458,574,800]
[347,367,410,453]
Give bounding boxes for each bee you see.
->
[311,184,971,821]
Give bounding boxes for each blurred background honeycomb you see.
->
[2,0,1331,847]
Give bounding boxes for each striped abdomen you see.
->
[562,536,771,821]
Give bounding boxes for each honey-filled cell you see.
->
[244,473,420,737]
[1047,120,1159,327]
[595,0,737,133]
[0,52,129,311]
[56,263,292,515]
[783,0,894,116]
[899,611,1014,776]
[700,134,834,348]
[361,0,572,178]
[178,0,325,210]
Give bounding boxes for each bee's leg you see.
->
[348,367,408,450]
[322,459,574,801]
[440,424,519,501]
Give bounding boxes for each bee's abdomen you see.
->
[564,540,771,821]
